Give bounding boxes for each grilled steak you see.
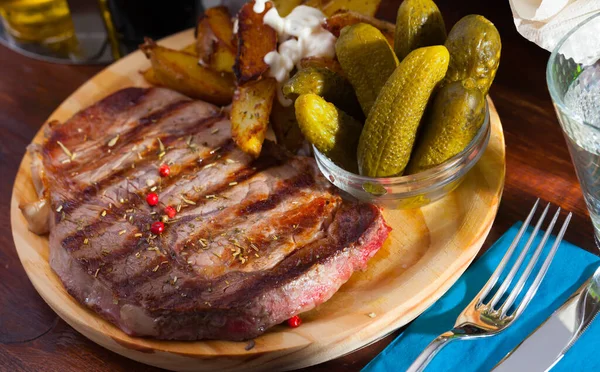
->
[23,87,391,341]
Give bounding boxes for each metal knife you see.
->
[494,265,600,372]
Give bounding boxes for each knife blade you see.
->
[493,265,600,372]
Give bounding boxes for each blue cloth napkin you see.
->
[364,223,600,372]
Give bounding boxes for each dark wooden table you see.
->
[1,0,596,370]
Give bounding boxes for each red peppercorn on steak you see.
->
[21,87,391,341]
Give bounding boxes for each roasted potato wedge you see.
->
[303,0,328,9]
[141,67,160,85]
[305,0,382,17]
[324,10,395,45]
[298,57,345,76]
[271,0,303,16]
[205,6,236,51]
[141,42,198,85]
[196,19,236,73]
[270,100,305,153]
[196,17,216,63]
[196,18,236,73]
[196,8,237,73]
[231,78,277,156]
[209,43,236,73]
[234,1,277,85]
[180,42,198,56]
[141,39,235,106]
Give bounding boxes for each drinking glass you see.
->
[0,0,74,44]
[547,11,600,245]
[0,0,198,63]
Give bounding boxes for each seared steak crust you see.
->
[33,87,391,341]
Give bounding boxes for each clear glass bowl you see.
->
[313,103,491,209]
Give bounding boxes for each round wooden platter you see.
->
[11,29,505,371]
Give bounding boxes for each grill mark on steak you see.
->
[153,141,289,220]
[43,88,184,173]
[176,203,382,310]
[36,87,391,341]
[171,169,319,262]
[60,202,148,253]
[95,154,322,288]
[144,203,380,312]
[61,114,228,216]
[64,102,219,183]
[58,135,235,254]
[106,253,175,291]
[103,156,311,286]
[238,169,316,215]
[80,99,192,163]
[214,196,336,271]
[243,196,334,249]
[47,97,218,204]
[44,87,151,148]
[59,140,282,270]
[138,100,193,127]
[70,99,194,170]
[179,168,317,248]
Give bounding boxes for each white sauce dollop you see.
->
[254,0,269,13]
[254,4,337,106]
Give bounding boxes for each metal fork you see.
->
[407,199,572,372]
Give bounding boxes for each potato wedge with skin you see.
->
[234,1,277,85]
[205,6,236,51]
[196,17,217,63]
[324,10,395,45]
[196,8,237,73]
[209,43,236,73]
[180,42,198,56]
[298,57,345,76]
[142,40,198,85]
[142,42,199,85]
[141,40,235,106]
[141,67,160,85]
[231,78,277,156]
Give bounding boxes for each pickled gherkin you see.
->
[283,67,349,101]
[407,80,486,174]
[335,23,399,116]
[394,0,446,61]
[282,67,362,119]
[295,94,362,172]
[357,46,449,177]
[444,15,501,95]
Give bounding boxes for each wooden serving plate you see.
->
[11,29,505,371]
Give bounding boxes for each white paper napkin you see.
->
[510,0,600,53]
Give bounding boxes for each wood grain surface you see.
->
[0,0,596,371]
[9,25,504,371]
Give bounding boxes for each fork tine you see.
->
[477,199,540,302]
[487,202,550,309]
[499,210,571,318]
[407,205,571,372]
